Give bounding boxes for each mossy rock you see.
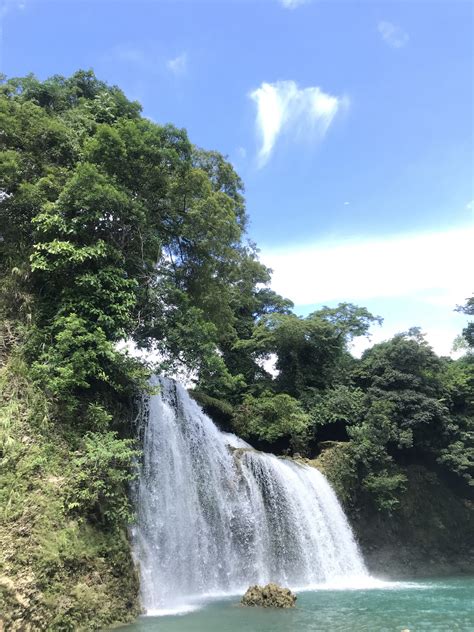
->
[241,583,296,608]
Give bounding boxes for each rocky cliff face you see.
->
[311,445,474,579]
[351,465,474,579]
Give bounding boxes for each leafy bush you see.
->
[66,430,139,524]
[362,470,408,513]
[233,391,311,452]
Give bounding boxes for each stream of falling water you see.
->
[131,378,369,614]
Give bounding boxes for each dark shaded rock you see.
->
[241,583,296,608]
[350,466,474,579]
[318,440,342,451]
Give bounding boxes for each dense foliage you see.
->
[0,70,472,627]
[222,312,473,511]
[0,359,140,630]
[0,71,286,414]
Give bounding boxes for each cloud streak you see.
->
[279,0,309,9]
[263,226,473,356]
[378,21,409,48]
[250,80,345,166]
[1,0,26,18]
[102,46,188,77]
[262,226,474,306]
[108,45,146,64]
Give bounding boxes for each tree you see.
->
[233,391,311,453]
[353,330,473,486]
[237,303,381,399]
[0,71,288,421]
[316,303,382,343]
[456,296,474,349]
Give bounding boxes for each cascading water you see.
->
[131,377,369,614]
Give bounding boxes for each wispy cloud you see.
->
[108,45,146,64]
[279,0,309,9]
[378,20,409,48]
[103,46,188,78]
[250,80,345,166]
[1,0,26,18]
[167,52,187,75]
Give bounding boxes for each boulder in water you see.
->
[241,583,296,608]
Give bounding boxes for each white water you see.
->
[131,377,369,614]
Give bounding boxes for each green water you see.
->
[119,577,474,632]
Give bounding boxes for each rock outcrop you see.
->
[241,583,296,608]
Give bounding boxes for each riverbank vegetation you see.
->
[1,71,472,629]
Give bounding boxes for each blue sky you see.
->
[1,0,473,354]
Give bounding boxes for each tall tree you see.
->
[0,71,287,420]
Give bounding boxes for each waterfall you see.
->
[131,377,369,614]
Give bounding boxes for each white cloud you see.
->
[378,21,409,48]
[263,226,473,306]
[167,52,187,75]
[250,80,345,166]
[350,324,464,359]
[262,225,473,357]
[279,0,309,9]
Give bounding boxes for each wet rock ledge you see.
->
[241,583,297,608]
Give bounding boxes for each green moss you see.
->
[309,442,358,507]
[189,390,234,429]
[0,360,140,631]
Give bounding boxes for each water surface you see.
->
[120,576,474,632]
